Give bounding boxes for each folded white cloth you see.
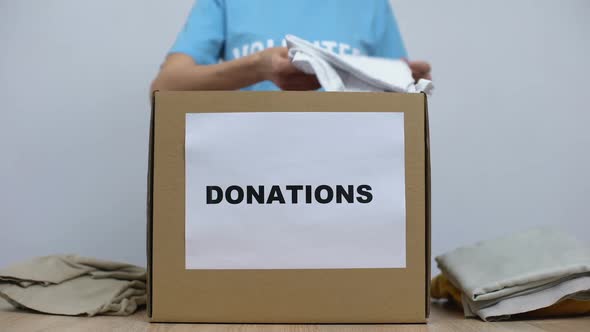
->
[436,228,590,321]
[471,276,590,320]
[286,34,433,94]
[0,255,146,316]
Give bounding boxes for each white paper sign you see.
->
[185,112,406,269]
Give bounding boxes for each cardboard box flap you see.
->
[423,92,432,318]
[146,90,158,318]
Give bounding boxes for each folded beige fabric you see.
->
[0,255,146,316]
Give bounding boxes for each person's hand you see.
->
[406,60,432,82]
[257,47,320,90]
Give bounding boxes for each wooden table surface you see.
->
[0,299,588,332]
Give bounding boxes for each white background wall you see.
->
[1,0,589,274]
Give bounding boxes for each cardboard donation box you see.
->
[147,91,431,323]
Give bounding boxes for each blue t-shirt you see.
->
[170,0,407,90]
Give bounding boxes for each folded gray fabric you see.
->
[0,255,146,316]
[436,227,590,321]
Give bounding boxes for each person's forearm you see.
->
[151,53,265,92]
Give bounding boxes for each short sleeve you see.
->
[169,0,225,65]
[372,0,407,59]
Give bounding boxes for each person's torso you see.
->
[221,0,389,91]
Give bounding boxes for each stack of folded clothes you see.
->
[0,255,146,316]
[431,228,590,321]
